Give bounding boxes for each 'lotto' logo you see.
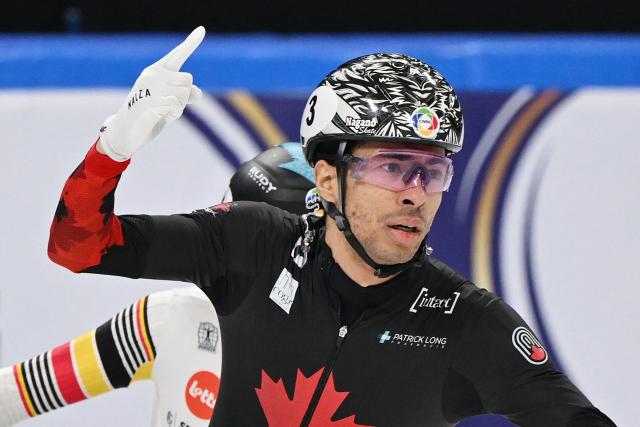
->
[185,371,220,420]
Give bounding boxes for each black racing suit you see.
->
[48,145,615,426]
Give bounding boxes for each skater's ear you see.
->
[314,160,338,204]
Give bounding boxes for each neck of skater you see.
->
[323,218,399,287]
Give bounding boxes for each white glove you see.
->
[98,26,206,161]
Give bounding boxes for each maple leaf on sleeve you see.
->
[530,344,546,362]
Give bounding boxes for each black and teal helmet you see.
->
[223,143,315,215]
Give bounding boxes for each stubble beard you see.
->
[360,234,419,265]
[348,209,429,266]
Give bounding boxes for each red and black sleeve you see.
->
[47,141,221,285]
[48,141,130,273]
[47,141,300,306]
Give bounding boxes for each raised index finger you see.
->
[159,26,206,71]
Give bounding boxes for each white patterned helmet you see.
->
[300,53,464,164]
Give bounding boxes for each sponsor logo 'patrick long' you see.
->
[377,330,447,350]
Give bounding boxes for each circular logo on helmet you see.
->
[411,106,440,138]
[185,370,220,419]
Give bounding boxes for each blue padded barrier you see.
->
[1,33,640,90]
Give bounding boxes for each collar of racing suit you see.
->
[314,230,417,325]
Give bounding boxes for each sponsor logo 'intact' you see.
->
[409,288,460,314]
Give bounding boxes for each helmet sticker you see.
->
[411,106,440,139]
[305,187,321,212]
[345,116,379,135]
[300,85,339,145]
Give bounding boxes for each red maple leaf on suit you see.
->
[255,369,372,427]
[530,344,546,362]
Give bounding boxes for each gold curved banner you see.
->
[471,91,562,292]
[226,90,288,147]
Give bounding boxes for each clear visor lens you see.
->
[349,149,453,193]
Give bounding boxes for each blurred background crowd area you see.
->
[3,0,640,33]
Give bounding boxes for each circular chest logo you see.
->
[185,371,220,420]
[411,106,440,138]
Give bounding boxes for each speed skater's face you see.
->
[316,142,445,266]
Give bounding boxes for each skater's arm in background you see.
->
[0,294,158,427]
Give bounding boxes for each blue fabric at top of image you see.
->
[1,33,640,90]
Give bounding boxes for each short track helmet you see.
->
[223,143,315,215]
[300,53,464,165]
[299,53,463,278]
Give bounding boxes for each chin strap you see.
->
[323,141,431,278]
